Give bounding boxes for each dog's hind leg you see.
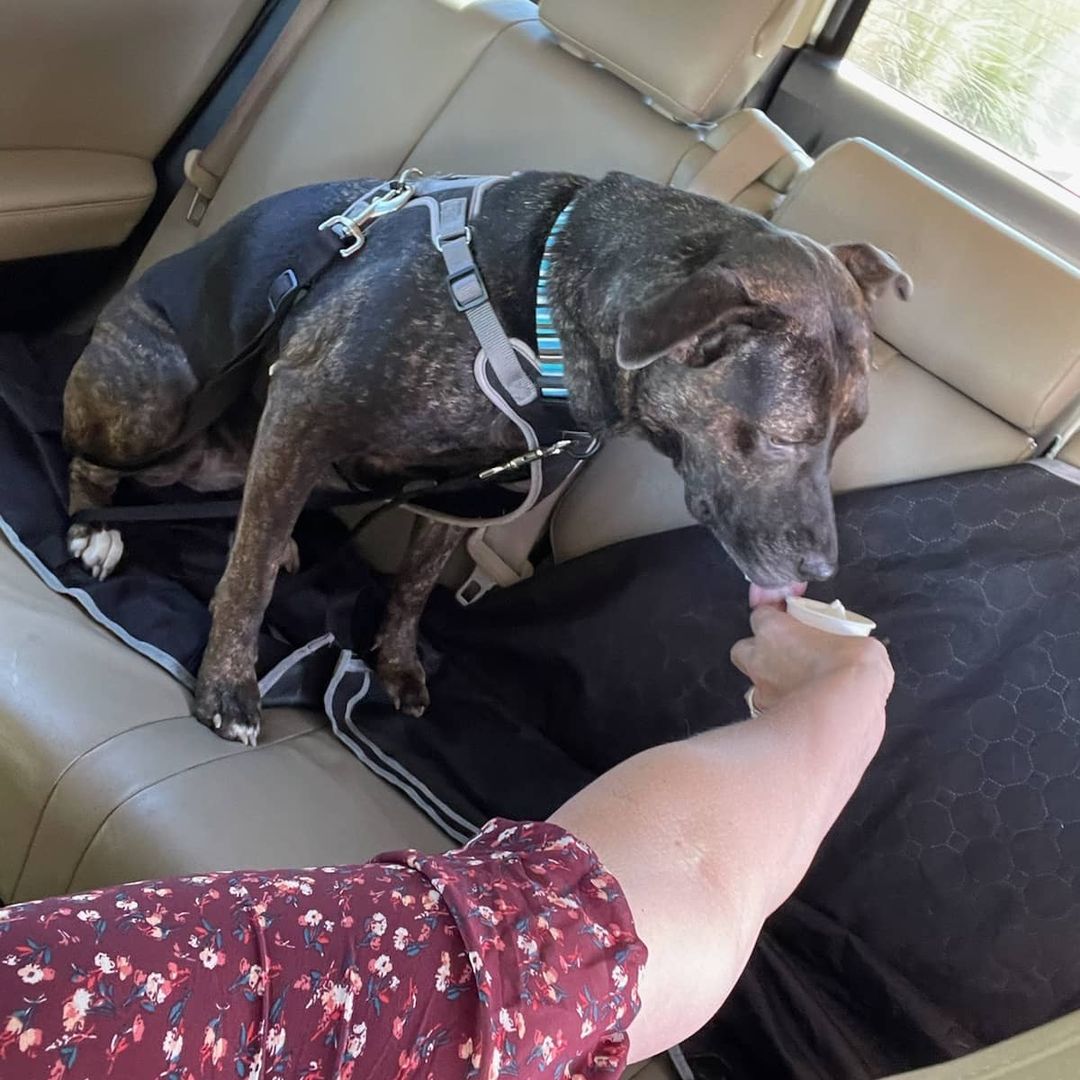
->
[194,389,331,746]
[62,296,199,580]
[375,518,466,717]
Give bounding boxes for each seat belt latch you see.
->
[455,527,534,606]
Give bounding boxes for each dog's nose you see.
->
[798,553,837,581]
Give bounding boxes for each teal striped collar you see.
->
[535,202,574,400]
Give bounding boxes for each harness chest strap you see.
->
[381,179,596,531]
[320,174,597,598]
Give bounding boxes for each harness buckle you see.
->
[267,269,300,313]
[448,265,488,313]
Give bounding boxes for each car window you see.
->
[843,0,1080,197]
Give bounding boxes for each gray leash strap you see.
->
[436,197,538,408]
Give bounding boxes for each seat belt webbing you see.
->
[184,0,334,225]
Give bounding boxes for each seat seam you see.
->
[877,341,1040,446]
[0,195,152,218]
[11,711,195,899]
[392,15,542,171]
[62,725,327,894]
[3,145,149,163]
[698,5,778,119]
[1030,344,1080,436]
[537,22,686,120]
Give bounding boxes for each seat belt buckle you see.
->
[447,266,488,313]
[455,528,533,606]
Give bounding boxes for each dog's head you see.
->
[619,224,911,590]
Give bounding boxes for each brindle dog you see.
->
[63,170,911,745]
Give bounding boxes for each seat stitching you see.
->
[697,4,779,119]
[0,195,152,218]
[537,23,684,118]
[11,711,194,899]
[1029,343,1080,436]
[62,726,326,894]
[393,15,542,170]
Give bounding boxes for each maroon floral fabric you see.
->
[0,819,645,1080]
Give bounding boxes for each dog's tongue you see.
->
[748,581,807,609]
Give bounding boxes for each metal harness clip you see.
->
[478,439,572,481]
[318,169,424,258]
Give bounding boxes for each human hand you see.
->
[730,605,893,712]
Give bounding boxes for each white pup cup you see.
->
[784,596,876,637]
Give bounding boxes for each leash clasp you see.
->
[478,439,573,481]
[318,213,368,257]
[318,170,423,258]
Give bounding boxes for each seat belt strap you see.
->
[184,0,334,225]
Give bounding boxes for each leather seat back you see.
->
[539,0,808,124]
[139,0,812,274]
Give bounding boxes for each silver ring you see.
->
[744,685,762,719]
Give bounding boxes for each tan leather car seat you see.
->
[0,0,267,261]
[552,138,1080,562]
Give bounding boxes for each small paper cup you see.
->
[785,596,876,637]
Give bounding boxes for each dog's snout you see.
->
[798,552,837,581]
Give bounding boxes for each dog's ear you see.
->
[616,266,751,371]
[831,242,914,304]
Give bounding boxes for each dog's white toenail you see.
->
[213,713,222,730]
[100,532,124,577]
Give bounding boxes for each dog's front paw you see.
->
[194,677,262,746]
[67,523,124,581]
[377,654,430,718]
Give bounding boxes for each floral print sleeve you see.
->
[0,818,647,1080]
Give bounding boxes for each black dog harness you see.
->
[85,170,599,527]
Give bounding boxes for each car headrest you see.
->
[774,138,1080,439]
[538,0,806,124]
